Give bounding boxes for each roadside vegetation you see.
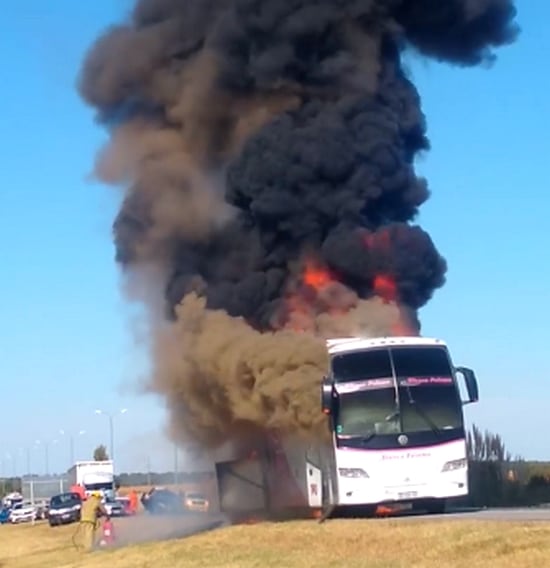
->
[1,517,550,568]
[467,424,550,507]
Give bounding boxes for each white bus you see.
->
[215,336,479,520]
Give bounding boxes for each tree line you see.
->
[466,423,550,507]
[93,444,214,488]
[3,429,550,507]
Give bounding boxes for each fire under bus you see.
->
[215,336,479,522]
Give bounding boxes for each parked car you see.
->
[48,492,82,527]
[184,492,210,513]
[103,497,125,517]
[34,500,50,520]
[115,496,134,516]
[2,492,22,509]
[9,501,37,524]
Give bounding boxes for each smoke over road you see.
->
[78,0,518,447]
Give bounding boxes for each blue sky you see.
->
[0,1,546,476]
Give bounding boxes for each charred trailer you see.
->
[214,433,327,523]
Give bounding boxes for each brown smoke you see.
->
[147,292,413,448]
[97,120,234,264]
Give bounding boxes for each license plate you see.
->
[398,491,418,499]
[62,514,71,519]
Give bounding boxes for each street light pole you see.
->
[4,453,15,478]
[59,430,86,466]
[174,444,179,485]
[94,409,128,464]
[35,439,58,475]
[109,415,114,463]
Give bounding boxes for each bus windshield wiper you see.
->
[360,431,376,444]
[361,410,400,443]
[405,387,442,437]
[384,410,400,422]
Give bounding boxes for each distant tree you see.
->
[466,423,525,507]
[0,478,20,497]
[467,423,512,462]
[93,444,109,461]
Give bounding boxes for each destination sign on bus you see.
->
[335,377,393,394]
[399,376,453,386]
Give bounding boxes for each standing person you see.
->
[141,488,155,513]
[70,483,85,500]
[129,490,138,515]
[76,492,107,552]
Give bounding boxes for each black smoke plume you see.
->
[78,0,518,447]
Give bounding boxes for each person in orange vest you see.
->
[70,484,86,500]
[129,490,138,515]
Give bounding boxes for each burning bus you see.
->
[78,0,516,526]
[215,335,478,521]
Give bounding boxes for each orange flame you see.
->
[373,274,398,303]
[279,255,418,337]
[277,258,341,332]
[303,260,336,290]
[364,229,401,307]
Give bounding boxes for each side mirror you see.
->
[455,366,479,404]
[321,376,335,415]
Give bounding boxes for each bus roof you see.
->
[325,336,447,355]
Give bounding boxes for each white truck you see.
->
[215,336,479,521]
[67,461,115,500]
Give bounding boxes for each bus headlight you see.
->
[441,458,467,472]
[338,468,369,478]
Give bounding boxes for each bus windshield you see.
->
[336,385,399,438]
[398,377,462,432]
[332,346,463,444]
[392,346,462,432]
[332,348,392,382]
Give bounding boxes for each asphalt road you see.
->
[112,513,225,546]
[380,507,550,522]
[108,506,550,548]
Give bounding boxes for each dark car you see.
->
[48,492,82,527]
[141,488,185,515]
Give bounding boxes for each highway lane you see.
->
[109,506,550,547]
[378,507,550,522]
[111,513,225,546]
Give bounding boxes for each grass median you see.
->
[0,516,549,567]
